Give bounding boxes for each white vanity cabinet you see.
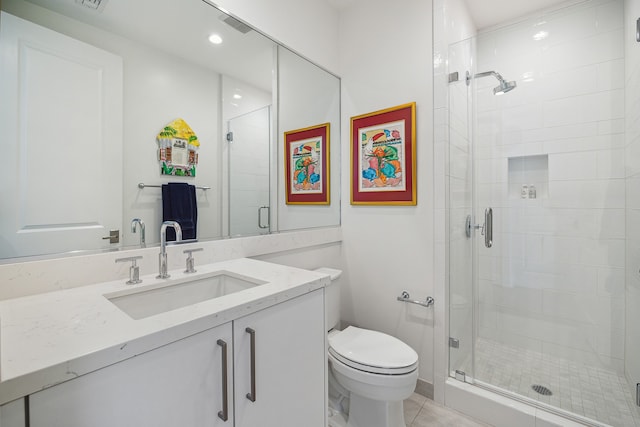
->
[0,398,26,427]
[29,322,234,427]
[233,288,326,427]
[26,288,325,427]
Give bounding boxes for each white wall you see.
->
[193,0,439,389]
[212,0,339,74]
[338,0,435,383]
[624,0,640,394]
[474,0,626,372]
[3,0,441,395]
[222,75,272,123]
[4,0,224,247]
[206,2,343,238]
[0,0,345,302]
[277,46,341,232]
[122,47,221,246]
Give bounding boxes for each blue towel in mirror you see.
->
[162,183,197,241]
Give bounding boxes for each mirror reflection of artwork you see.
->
[292,139,322,193]
[284,123,330,205]
[157,118,200,177]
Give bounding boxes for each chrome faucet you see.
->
[131,218,146,248]
[157,221,182,279]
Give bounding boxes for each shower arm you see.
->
[466,70,506,85]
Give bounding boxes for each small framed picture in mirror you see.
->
[284,123,331,205]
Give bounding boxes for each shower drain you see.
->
[531,384,553,396]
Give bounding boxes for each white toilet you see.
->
[315,268,419,427]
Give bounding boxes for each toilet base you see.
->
[345,394,407,427]
[328,406,348,427]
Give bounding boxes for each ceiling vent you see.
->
[219,15,252,34]
[75,0,109,12]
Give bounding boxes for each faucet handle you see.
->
[183,248,203,274]
[115,256,143,285]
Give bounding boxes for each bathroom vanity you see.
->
[0,258,329,427]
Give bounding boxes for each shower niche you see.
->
[507,154,548,200]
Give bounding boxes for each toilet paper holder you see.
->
[397,291,435,308]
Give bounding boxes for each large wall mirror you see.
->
[0,0,341,261]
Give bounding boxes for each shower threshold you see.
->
[471,338,639,426]
[472,379,609,427]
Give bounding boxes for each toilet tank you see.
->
[314,267,342,331]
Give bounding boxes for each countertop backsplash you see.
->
[0,227,341,301]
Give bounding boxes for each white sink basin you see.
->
[105,271,267,319]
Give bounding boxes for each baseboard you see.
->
[415,378,434,399]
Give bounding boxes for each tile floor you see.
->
[471,338,640,427]
[404,393,490,427]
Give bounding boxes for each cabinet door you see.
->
[0,398,26,427]
[234,289,326,427]
[29,323,233,427]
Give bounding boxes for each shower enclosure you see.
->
[447,0,640,425]
[228,106,272,236]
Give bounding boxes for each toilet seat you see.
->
[329,326,418,375]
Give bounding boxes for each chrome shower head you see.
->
[493,79,517,95]
[467,70,517,95]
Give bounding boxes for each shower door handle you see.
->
[257,206,270,229]
[483,207,493,248]
[465,210,493,248]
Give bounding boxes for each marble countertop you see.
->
[0,258,329,405]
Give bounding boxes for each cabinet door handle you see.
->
[245,327,256,402]
[217,339,229,421]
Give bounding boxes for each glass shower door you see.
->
[228,106,271,236]
[448,1,636,424]
[447,37,475,384]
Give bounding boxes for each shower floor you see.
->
[472,338,640,427]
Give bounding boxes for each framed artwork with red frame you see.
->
[284,123,330,205]
[350,102,416,205]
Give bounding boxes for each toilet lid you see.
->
[329,326,418,375]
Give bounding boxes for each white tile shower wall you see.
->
[624,0,640,398]
[228,107,271,236]
[221,75,272,237]
[475,0,626,371]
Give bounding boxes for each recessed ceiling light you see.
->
[208,34,223,45]
[533,31,548,41]
[233,94,242,100]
